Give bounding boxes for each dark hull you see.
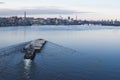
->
[24,51,36,60]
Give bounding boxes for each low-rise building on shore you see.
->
[0,16,120,27]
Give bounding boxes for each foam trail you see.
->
[24,59,32,70]
[24,59,32,79]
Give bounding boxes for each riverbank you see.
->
[1,16,120,27]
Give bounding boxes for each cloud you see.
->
[0,7,90,16]
[0,2,4,4]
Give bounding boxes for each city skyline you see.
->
[0,0,120,20]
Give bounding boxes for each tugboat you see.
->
[22,39,46,60]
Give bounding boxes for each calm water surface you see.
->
[0,25,120,80]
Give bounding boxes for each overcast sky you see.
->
[0,0,120,20]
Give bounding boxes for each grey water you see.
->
[1,25,120,80]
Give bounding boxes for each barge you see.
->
[22,39,46,60]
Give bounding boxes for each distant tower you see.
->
[23,11,27,25]
[24,11,26,20]
[76,16,78,20]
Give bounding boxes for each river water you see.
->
[0,25,120,80]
